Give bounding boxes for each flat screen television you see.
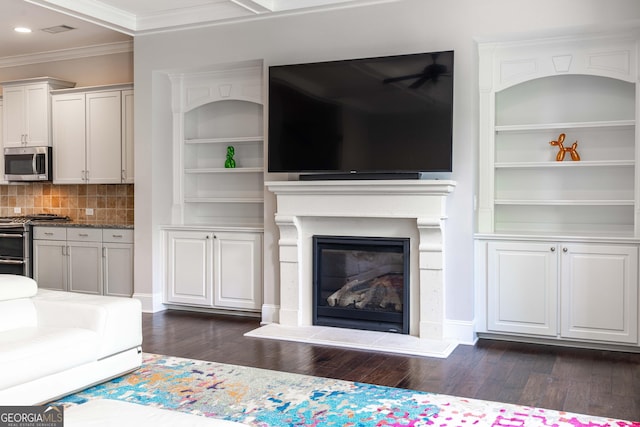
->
[268,50,454,179]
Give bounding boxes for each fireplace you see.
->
[252,180,458,358]
[313,236,410,334]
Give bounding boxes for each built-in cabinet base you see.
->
[163,227,262,312]
[476,237,639,347]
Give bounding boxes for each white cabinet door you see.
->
[86,91,122,183]
[121,90,134,183]
[67,240,103,295]
[103,229,134,297]
[213,232,262,310]
[3,83,51,147]
[165,230,213,306]
[103,242,134,297]
[561,244,638,344]
[487,241,558,336]
[0,99,5,183]
[3,85,27,147]
[33,239,67,291]
[24,83,50,146]
[52,93,86,183]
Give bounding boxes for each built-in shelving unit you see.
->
[164,61,264,313]
[181,103,264,227]
[169,64,264,228]
[480,66,637,236]
[475,31,640,348]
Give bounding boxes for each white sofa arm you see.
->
[35,299,107,334]
[33,290,142,358]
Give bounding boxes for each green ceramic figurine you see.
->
[224,145,236,168]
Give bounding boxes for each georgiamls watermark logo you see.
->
[0,405,63,427]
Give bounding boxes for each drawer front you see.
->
[67,228,102,242]
[33,226,67,240]
[103,229,133,244]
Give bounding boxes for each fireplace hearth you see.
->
[313,236,409,334]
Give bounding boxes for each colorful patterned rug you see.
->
[56,353,639,427]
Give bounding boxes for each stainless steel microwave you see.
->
[4,146,52,182]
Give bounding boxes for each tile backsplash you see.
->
[0,183,134,225]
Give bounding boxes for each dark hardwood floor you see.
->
[142,310,640,422]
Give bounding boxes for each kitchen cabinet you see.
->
[0,98,5,184]
[66,228,103,295]
[33,226,133,297]
[121,89,134,183]
[32,227,66,291]
[1,77,75,147]
[482,239,638,344]
[102,229,134,297]
[51,84,133,184]
[164,227,262,311]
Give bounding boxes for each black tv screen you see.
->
[268,50,454,176]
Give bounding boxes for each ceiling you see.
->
[1,0,389,60]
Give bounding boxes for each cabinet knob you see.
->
[563,247,568,253]
[550,247,555,252]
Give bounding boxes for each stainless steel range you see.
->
[0,214,70,277]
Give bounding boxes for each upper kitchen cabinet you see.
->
[1,77,75,147]
[52,84,134,184]
[0,98,4,184]
[121,89,135,183]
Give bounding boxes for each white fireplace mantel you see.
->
[264,179,456,349]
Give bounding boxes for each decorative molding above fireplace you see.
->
[260,180,457,354]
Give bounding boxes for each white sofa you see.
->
[0,275,143,405]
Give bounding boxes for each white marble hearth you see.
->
[258,179,457,357]
[245,324,458,358]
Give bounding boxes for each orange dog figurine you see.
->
[549,133,580,161]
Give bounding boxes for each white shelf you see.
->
[184,197,264,203]
[495,160,634,168]
[495,199,634,206]
[185,136,263,144]
[184,167,264,174]
[495,120,635,132]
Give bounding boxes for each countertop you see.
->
[30,221,134,229]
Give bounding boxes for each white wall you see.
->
[0,51,133,93]
[132,0,640,332]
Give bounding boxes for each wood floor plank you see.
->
[142,311,640,422]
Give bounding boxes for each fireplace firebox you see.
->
[313,236,410,334]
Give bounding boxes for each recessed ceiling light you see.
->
[14,27,32,33]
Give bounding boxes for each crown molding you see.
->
[28,0,403,35]
[0,41,133,69]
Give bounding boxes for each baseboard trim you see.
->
[444,319,477,346]
[260,304,279,324]
[133,292,166,313]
